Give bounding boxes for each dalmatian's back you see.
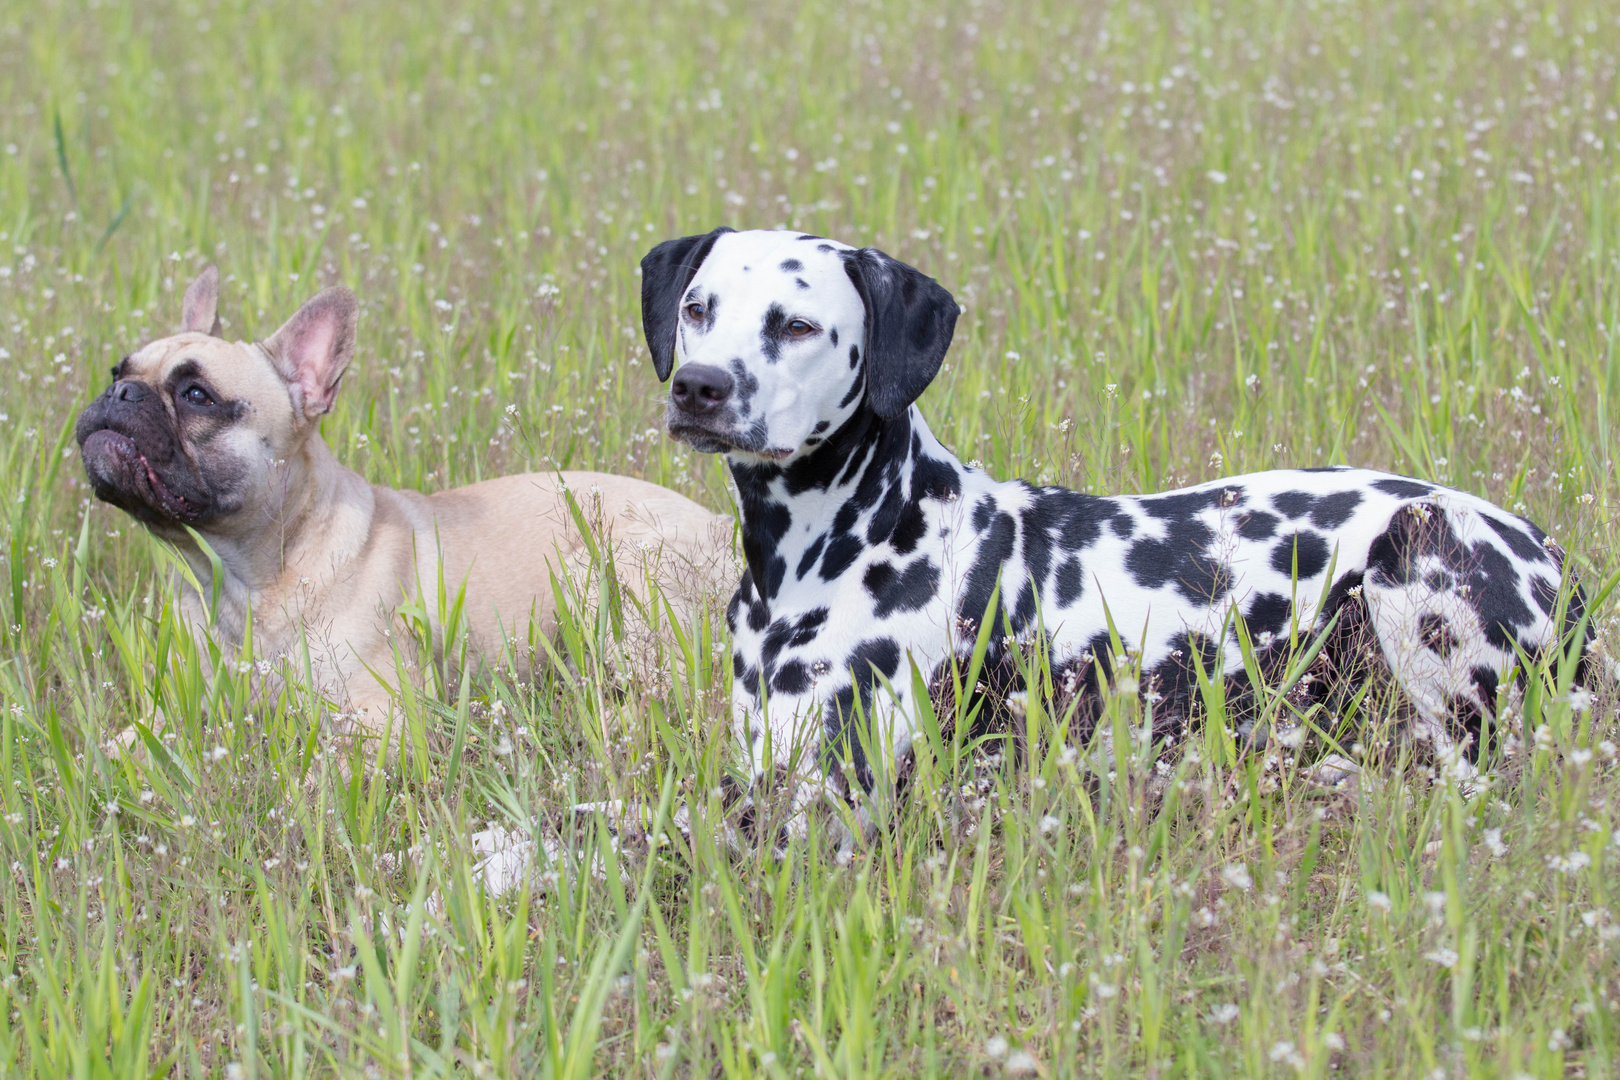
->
[726,411,1578,775]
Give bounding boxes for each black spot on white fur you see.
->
[760,304,791,362]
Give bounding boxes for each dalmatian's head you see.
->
[640,228,958,463]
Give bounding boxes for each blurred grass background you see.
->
[1,0,1618,1075]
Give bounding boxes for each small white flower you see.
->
[985,1035,1009,1061]
[1483,828,1507,857]
[1424,947,1459,967]
[1367,890,1393,913]
[1005,1049,1039,1076]
[1206,170,1227,184]
[1208,1003,1240,1024]
[1220,863,1253,892]
[1548,850,1591,874]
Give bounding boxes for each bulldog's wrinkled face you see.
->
[76,335,277,530]
[640,228,960,466]
[75,266,358,537]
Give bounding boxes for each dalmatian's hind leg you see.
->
[1360,501,1520,784]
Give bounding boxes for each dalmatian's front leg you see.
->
[728,689,832,854]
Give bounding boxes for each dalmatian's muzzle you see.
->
[666,363,763,456]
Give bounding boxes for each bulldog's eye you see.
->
[684,301,706,320]
[183,385,215,407]
[787,319,816,337]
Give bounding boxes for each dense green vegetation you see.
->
[1,0,1617,1074]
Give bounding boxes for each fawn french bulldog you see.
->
[76,266,733,740]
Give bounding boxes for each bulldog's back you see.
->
[367,469,734,655]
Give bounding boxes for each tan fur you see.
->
[89,274,734,740]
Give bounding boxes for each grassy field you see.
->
[2,0,1619,1075]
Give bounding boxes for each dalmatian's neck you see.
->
[725,403,969,610]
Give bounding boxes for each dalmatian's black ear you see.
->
[841,248,959,419]
[640,227,734,381]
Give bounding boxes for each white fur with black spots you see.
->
[641,228,1591,849]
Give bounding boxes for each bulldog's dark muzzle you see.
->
[76,381,207,525]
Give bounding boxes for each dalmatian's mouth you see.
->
[666,417,794,461]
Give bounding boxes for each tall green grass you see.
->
[1,0,1618,1074]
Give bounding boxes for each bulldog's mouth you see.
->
[81,428,195,520]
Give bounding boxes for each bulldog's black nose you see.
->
[113,380,149,403]
[670,364,734,416]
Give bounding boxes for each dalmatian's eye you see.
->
[684,301,706,320]
[786,319,816,337]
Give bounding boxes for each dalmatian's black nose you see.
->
[670,364,734,416]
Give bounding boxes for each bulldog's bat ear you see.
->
[640,226,732,381]
[180,264,223,336]
[265,286,359,421]
[841,248,958,419]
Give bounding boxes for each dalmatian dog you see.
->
[640,227,1589,839]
